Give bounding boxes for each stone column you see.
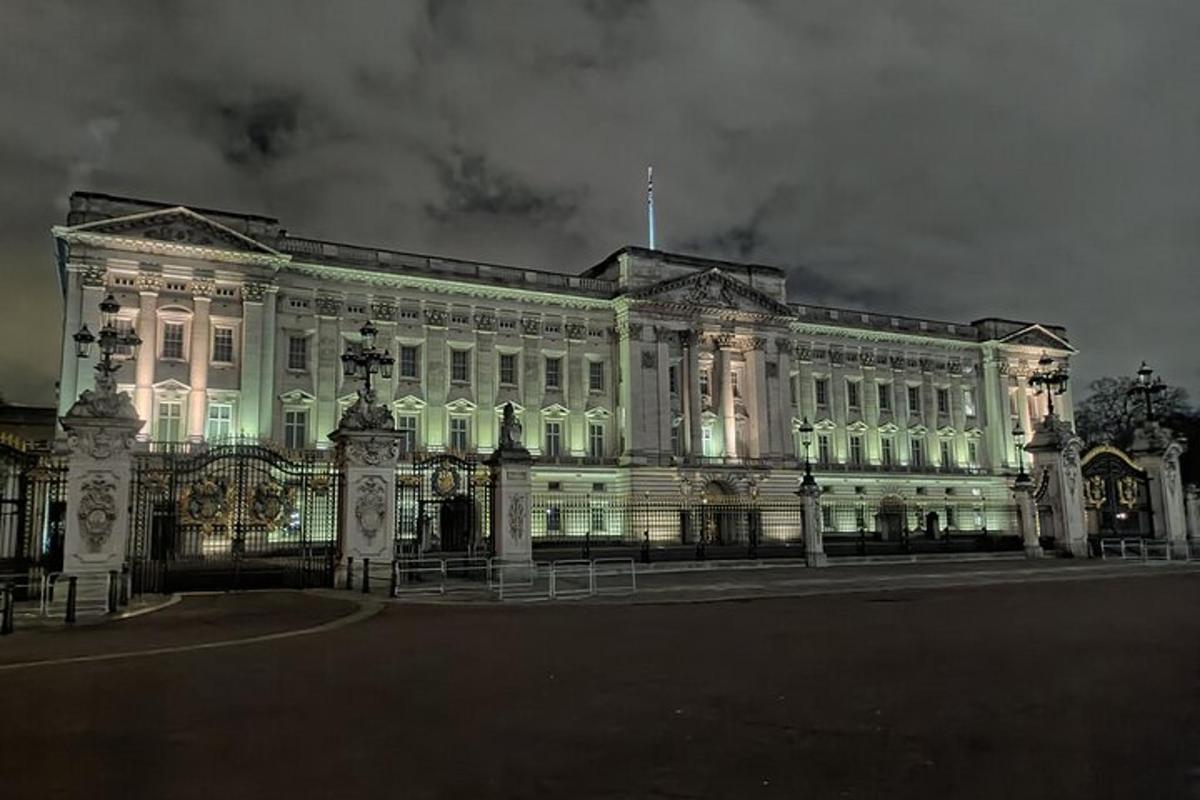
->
[1185,485,1199,543]
[474,311,497,451]
[259,286,279,441]
[187,280,213,440]
[331,429,402,585]
[799,481,827,567]
[982,350,1007,469]
[745,339,769,459]
[314,296,343,442]
[681,332,702,457]
[60,379,143,577]
[655,327,672,458]
[1025,415,1088,557]
[133,274,160,437]
[772,339,794,461]
[566,322,587,455]
[488,403,532,567]
[1129,422,1188,556]
[1013,478,1044,558]
[717,338,737,459]
[238,283,265,437]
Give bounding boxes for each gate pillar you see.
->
[1013,477,1044,558]
[1025,415,1089,557]
[60,391,142,575]
[331,429,402,585]
[1130,421,1188,556]
[798,480,826,567]
[487,403,532,566]
[1185,485,1200,543]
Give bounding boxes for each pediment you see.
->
[584,405,611,419]
[937,425,957,437]
[446,398,477,412]
[394,394,427,410]
[540,403,569,416]
[153,378,190,392]
[813,418,836,431]
[908,423,928,435]
[997,324,1075,353]
[631,268,792,316]
[65,207,281,257]
[279,389,315,404]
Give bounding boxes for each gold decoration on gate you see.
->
[1084,476,1106,508]
[180,476,234,535]
[249,479,294,529]
[1118,476,1140,508]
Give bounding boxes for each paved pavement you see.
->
[1,565,1197,799]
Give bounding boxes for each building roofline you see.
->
[69,191,280,225]
[581,245,788,278]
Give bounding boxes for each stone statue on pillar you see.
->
[488,402,532,566]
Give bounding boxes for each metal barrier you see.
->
[392,559,446,596]
[1099,537,1197,562]
[40,572,113,621]
[495,561,551,601]
[593,558,637,596]
[442,557,490,591]
[549,560,594,600]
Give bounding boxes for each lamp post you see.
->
[798,416,815,487]
[340,320,394,399]
[1127,361,1165,421]
[72,293,142,397]
[1012,422,1030,485]
[1027,352,1069,419]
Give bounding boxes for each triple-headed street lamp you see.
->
[72,293,142,390]
[340,320,394,398]
[1127,361,1166,421]
[1027,352,1069,419]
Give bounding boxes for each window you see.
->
[284,409,308,449]
[287,335,308,371]
[911,436,925,466]
[878,382,891,412]
[451,350,470,383]
[162,323,185,360]
[205,403,233,440]
[789,376,797,406]
[546,506,562,534]
[113,318,136,356]
[397,415,417,454]
[963,388,977,418]
[967,440,978,467]
[499,353,517,386]
[849,434,864,465]
[545,357,561,390]
[588,423,604,459]
[668,365,678,395]
[1009,388,1020,418]
[940,440,953,469]
[702,425,713,456]
[399,346,419,380]
[699,370,711,401]
[590,506,606,533]
[588,361,605,392]
[937,387,950,415]
[449,417,470,452]
[157,400,182,441]
[881,437,894,466]
[544,421,562,457]
[211,327,235,364]
[817,433,831,465]
[907,385,921,416]
[815,378,829,408]
[847,381,860,411]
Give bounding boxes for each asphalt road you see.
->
[2,572,1198,799]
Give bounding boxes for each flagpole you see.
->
[647,165,656,250]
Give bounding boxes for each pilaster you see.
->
[187,280,213,440]
[133,273,161,436]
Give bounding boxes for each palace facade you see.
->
[52,192,1076,515]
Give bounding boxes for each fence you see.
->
[1099,537,1198,562]
[821,501,1023,557]
[0,442,68,571]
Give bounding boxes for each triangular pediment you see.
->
[997,324,1075,353]
[279,389,315,404]
[631,268,792,316]
[64,207,281,256]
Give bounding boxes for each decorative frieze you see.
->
[190,279,216,298]
[81,265,108,288]
[371,301,396,321]
[521,317,541,337]
[565,322,587,341]
[315,295,342,317]
[136,272,165,293]
[474,311,496,332]
[423,307,447,328]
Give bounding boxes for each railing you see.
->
[352,556,638,602]
[1099,537,1196,562]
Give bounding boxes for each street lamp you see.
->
[798,416,815,486]
[340,320,394,398]
[1027,352,1069,419]
[72,293,142,391]
[1012,422,1030,485]
[1126,361,1165,421]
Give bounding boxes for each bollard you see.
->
[120,565,130,606]
[582,529,591,560]
[858,527,867,557]
[640,531,650,564]
[1,582,14,635]
[65,575,78,624]
[107,570,118,613]
[345,557,354,591]
[362,558,371,595]
[389,560,398,598]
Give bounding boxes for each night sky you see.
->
[1,1,1197,406]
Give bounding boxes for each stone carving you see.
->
[498,402,524,450]
[685,271,736,308]
[371,301,396,321]
[565,322,587,341]
[424,307,447,327]
[948,358,962,374]
[241,282,267,302]
[521,317,541,336]
[315,296,342,317]
[337,390,396,432]
[137,272,165,293]
[919,357,934,373]
[889,354,906,370]
[860,350,876,367]
[745,336,766,352]
[190,279,216,298]
[354,476,389,540]
[508,494,527,542]
[63,369,138,421]
[774,338,793,355]
[797,345,812,362]
[829,348,844,366]
[641,350,657,369]
[181,475,234,535]
[77,476,118,551]
[474,311,496,332]
[68,425,135,459]
[249,479,292,528]
[716,333,737,350]
[343,435,400,467]
[80,265,108,287]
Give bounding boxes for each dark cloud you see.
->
[0,0,1197,406]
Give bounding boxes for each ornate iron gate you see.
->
[130,442,340,592]
[0,437,67,574]
[395,453,493,557]
[1081,446,1154,539]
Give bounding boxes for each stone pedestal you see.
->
[798,482,827,567]
[1013,479,1044,558]
[1025,415,1089,557]
[61,405,142,575]
[487,448,533,565]
[1130,421,1188,556]
[1185,485,1200,543]
[331,429,402,584]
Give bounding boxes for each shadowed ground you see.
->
[1,572,1197,799]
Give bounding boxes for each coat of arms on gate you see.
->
[432,465,459,497]
[181,476,233,534]
[249,479,293,529]
[1085,476,1105,508]
[1118,476,1139,508]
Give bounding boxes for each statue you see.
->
[498,402,524,450]
[337,388,395,432]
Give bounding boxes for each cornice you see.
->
[789,321,978,350]
[54,229,289,269]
